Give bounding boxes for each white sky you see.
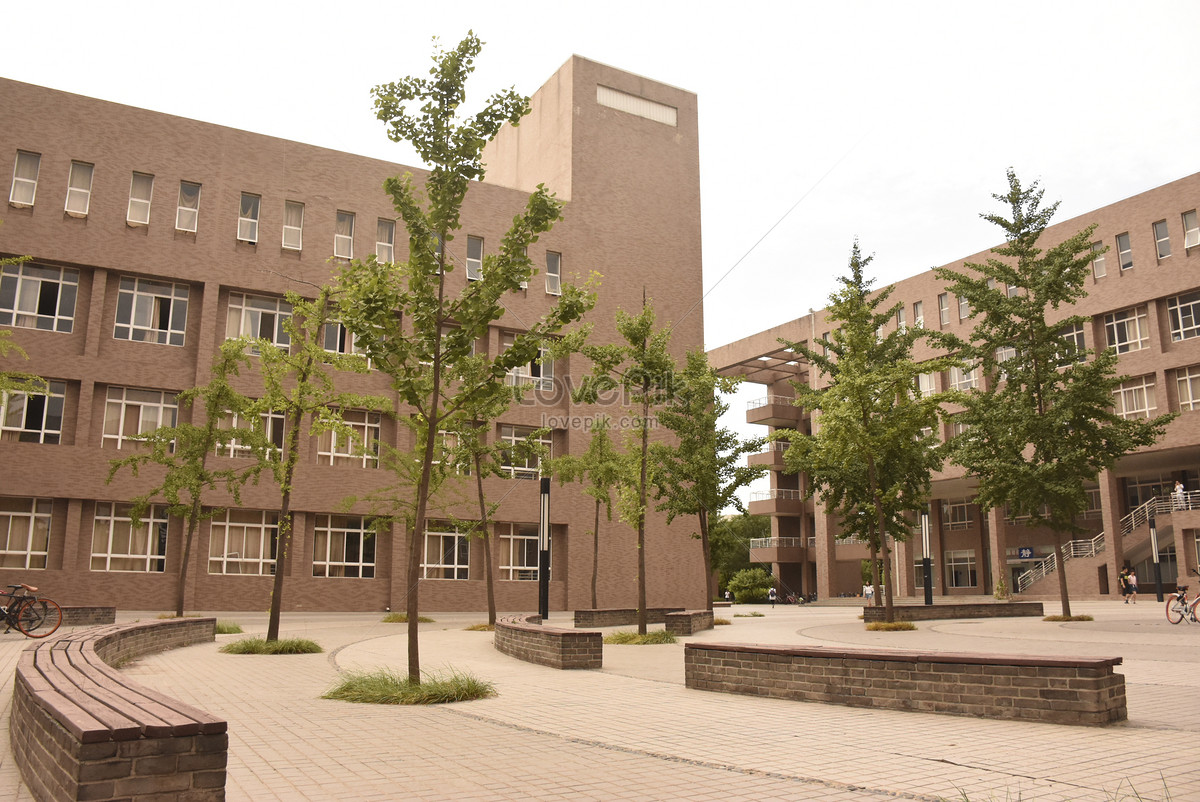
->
[6,0,1200,504]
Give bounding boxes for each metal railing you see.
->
[746,395,797,410]
[749,489,803,502]
[749,537,806,549]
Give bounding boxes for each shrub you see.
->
[383,612,434,624]
[1043,614,1094,622]
[465,623,494,631]
[219,637,322,655]
[603,630,677,645]
[733,611,765,618]
[713,617,731,626]
[726,567,775,603]
[214,620,243,635]
[866,622,916,631]
[323,668,496,705]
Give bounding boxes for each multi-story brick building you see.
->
[0,57,708,613]
[712,172,1200,601]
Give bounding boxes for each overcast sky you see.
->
[6,0,1199,503]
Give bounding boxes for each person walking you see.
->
[1128,569,1139,603]
[1119,567,1131,603]
[768,587,777,608]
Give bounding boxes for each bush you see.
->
[464,623,493,631]
[1043,614,1093,622]
[383,612,434,624]
[726,567,775,603]
[214,620,243,635]
[713,617,731,626]
[865,621,916,631]
[603,630,677,645]
[219,637,322,655]
[322,668,496,705]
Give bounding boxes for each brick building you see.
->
[712,172,1200,601]
[0,57,707,613]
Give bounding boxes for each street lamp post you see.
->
[538,477,550,619]
[921,511,933,606]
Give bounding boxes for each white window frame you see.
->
[422,525,469,579]
[1113,375,1157,420]
[1168,291,1200,342]
[957,294,970,320]
[1153,220,1171,260]
[545,251,562,295]
[127,172,154,226]
[9,151,39,207]
[941,498,972,531]
[1,381,66,444]
[64,161,93,217]
[101,386,178,450]
[1104,306,1149,353]
[376,219,395,263]
[114,276,189,346]
[499,424,551,479]
[176,181,201,232]
[1091,241,1106,278]
[912,300,924,328]
[313,515,376,578]
[948,365,978,392]
[282,201,304,250]
[1116,232,1133,271]
[1177,365,1200,412]
[216,410,284,460]
[498,522,542,581]
[91,502,167,572]
[0,262,79,333]
[208,509,278,575]
[466,235,483,281]
[1060,322,1086,363]
[334,211,355,259]
[323,320,367,359]
[502,333,554,391]
[226,293,292,353]
[937,293,950,327]
[1184,210,1200,250]
[237,193,260,243]
[916,373,936,398]
[896,306,907,330]
[945,549,977,588]
[0,497,52,570]
[316,409,380,468]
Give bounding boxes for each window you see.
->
[1154,220,1171,260]
[1091,242,1106,278]
[376,219,395,262]
[948,365,978,392]
[102,387,177,450]
[1,381,65,444]
[9,151,39,207]
[912,300,924,328]
[949,414,969,438]
[282,201,304,250]
[237,193,260,243]
[957,294,970,320]
[208,509,277,575]
[64,161,93,216]
[1116,233,1133,271]
[502,333,554,391]
[499,424,551,479]
[1060,322,1086,363]
[226,293,291,352]
[91,502,167,572]
[1177,365,1200,411]
[114,277,188,346]
[545,251,562,295]
[937,293,950,327]
[0,498,51,569]
[1168,291,1200,342]
[945,549,977,588]
[1104,306,1149,353]
[1113,375,1157,420]
[176,181,201,232]
[316,409,380,468]
[334,211,354,258]
[941,498,971,530]
[896,307,907,330]
[466,235,483,281]
[499,522,541,580]
[216,410,284,459]
[820,332,830,357]
[127,172,154,225]
[313,515,375,578]
[432,429,468,475]
[1185,211,1199,250]
[323,320,367,359]
[916,373,936,398]
[995,345,1017,364]
[422,524,469,579]
[0,262,78,333]
[912,558,935,590]
[1006,283,1021,298]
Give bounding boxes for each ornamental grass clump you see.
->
[323,668,496,705]
[383,612,434,624]
[1043,614,1094,622]
[865,621,916,631]
[219,637,322,655]
[214,620,244,634]
[603,630,677,645]
[464,623,493,631]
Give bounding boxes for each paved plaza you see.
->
[0,601,1198,801]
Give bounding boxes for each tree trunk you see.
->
[475,451,496,626]
[1054,532,1071,618]
[266,405,304,642]
[699,508,713,612]
[591,498,600,610]
[637,390,649,636]
[176,496,202,618]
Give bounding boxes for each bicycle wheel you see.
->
[17,598,62,638]
[1166,597,1186,624]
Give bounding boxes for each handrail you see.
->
[749,537,806,549]
[749,489,803,501]
[747,395,797,410]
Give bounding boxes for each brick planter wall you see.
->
[61,606,117,626]
[494,615,603,669]
[685,642,1126,726]
[573,608,684,627]
[10,618,227,801]
[665,610,714,636]
[862,603,1044,622]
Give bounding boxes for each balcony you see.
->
[748,488,804,517]
[748,440,789,471]
[746,395,802,427]
[749,536,805,564]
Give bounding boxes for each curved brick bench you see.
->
[11,617,227,801]
[573,608,684,627]
[494,614,603,669]
[665,610,714,636]
[862,602,1044,622]
[685,642,1126,726]
[61,606,117,627]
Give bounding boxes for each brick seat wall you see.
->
[494,615,603,669]
[684,642,1126,726]
[61,607,117,627]
[862,603,1044,622]
[11,618,227,801]
[665,610,714,636]
[573,608,684,628]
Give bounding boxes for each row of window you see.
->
[7,151,565,294]
[0,497,543,579]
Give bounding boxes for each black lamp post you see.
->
[1149,515,1164,602]
[538,477,550,619]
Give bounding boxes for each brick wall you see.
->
[573,608,684,627]
[684,643,1126,726]
[665,610,714,635]
[61,606,116,626]
[862,602,1044,622]
[494,615,603,669]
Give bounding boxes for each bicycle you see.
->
[0,584,63,638]
[1165,585,1200,624]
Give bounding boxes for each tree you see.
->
[576,298,676,634]
[652,349,766,611]
[782,243,952,621]
[107,340,268,617]
[254,287,383,642]
[548,417,624,610]
[709,514,768,592]
[933,170,1174,617]
[726,566,774,603]
[0,255,47,398]
[336,33,594,681]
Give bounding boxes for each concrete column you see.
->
[1100,469,1124,595]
